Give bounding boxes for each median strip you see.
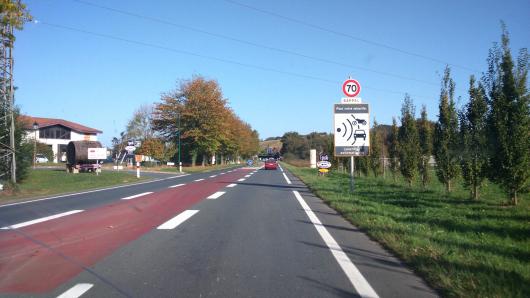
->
[1,210,84,230]
[292,191,379,298]
[207,191,226,199]
[121,192,153,200]
[157,210,199,230]
[57,283,94,298]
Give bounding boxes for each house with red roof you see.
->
[20,116,102,163]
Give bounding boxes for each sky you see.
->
[13,0,530,147]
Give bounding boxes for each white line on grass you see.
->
[226,183,237,188]
[207,191,225,199]
[121,192,153,200]
[57,283,94,298]
[1,210,84,230]
[169,183,186,188]
[282,173,292,184]
[292,191,379,298]
[157,210,199,230]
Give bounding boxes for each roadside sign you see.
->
[125,146,136,152]
[341,97,362,104]
[342,79,361,98]
[333,103,370,156]
[317,161,332,169]
[87,147,107,160]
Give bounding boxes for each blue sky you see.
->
[13,0,530,146]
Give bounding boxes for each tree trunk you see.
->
[191,151,197,167]
[202,154,206,167]
[473,184,478,200]
[220,154,224,165]
[511,190,518,205]
[446,180,451,192]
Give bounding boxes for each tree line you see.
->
[281,27,529,205]
[114,76,260,166]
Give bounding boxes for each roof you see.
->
[19,116,103,134]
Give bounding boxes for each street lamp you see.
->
[177,112,182,173]
[33,121,39,169]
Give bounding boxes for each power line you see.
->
[224,0,482,74]
[36,21,432,99]
[70,0,441,88]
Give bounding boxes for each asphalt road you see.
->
[0,165,437,298]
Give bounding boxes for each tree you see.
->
[460,76,489,200]
[418,105,432,188]
[369,119,382,177]
[434,66,460,192]
[125,104,154,141]
[0,0,32,43]
[136,138,165,162]
[388,117,400,182]
[280,131,307,160]
[398,94,420,187]
[485,26,529,205]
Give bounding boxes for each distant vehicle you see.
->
[264,159,278,170]
[352,116,367,125]
[354,130,366,141]
[35,154,49,163]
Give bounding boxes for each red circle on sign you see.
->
[342,79,361,97]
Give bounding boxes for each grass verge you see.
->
[0,169,150,203]
[283,163,529,298]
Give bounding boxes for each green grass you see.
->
[0,169,150,203]
[283,163,530,298]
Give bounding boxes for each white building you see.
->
[21,116,102,163]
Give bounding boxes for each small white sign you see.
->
[88,147,107,160]
[317,161,332,169]
[125,146,136,152]
[341,97,362,104]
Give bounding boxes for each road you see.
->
[0,165,437,298]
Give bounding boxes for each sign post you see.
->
[334,78,370,193]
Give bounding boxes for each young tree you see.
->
[388,117,400,182]
[398,94,420,187]
[460,76,489,200]
[434,66,460,192]
[369,119,382,177]
[418,105,432,188]
[485,26,529,205]
[125,104,154,141]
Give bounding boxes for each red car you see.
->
[264,159,278,170]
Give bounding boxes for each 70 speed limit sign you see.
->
[342,79,361,97]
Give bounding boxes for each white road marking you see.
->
[1,210,84,230]
[157,210,199,230]
[237,178,246,182]
[57,283,94,298]
[244,175,251,178]
[121,192,153,200]
[0,174,190,208]
[226,183,237,188]
[169,183,186,188]
[282,173,292,184]
[292,191,379,298]
[194,178,204,182]
[210,175,217,178]
[219,172,226,175]
[207,191,226,199]
[279,165,284,172]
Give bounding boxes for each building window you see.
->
[39,125,71,139]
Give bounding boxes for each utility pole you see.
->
[0,24,16,184]
[177,112,182,173]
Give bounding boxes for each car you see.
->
[354,130,366,141]
[35,154,49,163]
[264,159,278,170]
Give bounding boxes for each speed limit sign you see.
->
[342,79,361,97]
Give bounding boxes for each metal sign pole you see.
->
[350,156,355,193]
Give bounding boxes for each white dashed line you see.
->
[207,191,226,199]
[244,175,251,178]
[237,178,246,182]
[226,183,237,188]
[282,173,292,184]
[121,192,153,200]
[1,210,84,230]
[169,183,186,188]
[292,191,379,298]
[157,210,199,230]
[219,173,226,175]
[194,178,204,182]
[210,175,217,178]
[57,283,94,298]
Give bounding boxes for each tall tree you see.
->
[460,76,489,200]
[434,66,460,192]
[398,94,420,187]
[485,26,529,205]
[418,105,432,188]
[388,117,400,182]
[369,119,382,177]
[125,104,154,141]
